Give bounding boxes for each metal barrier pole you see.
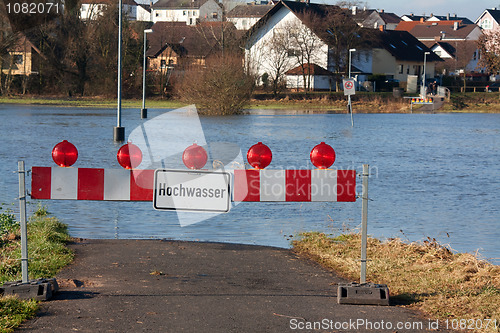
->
[360,164,369,284]
[18,161,29,283]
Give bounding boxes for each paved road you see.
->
[18,239,453,332]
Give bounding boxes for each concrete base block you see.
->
[1,278,58,301]
[337,282,390,306]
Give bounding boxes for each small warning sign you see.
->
[343,79,355,96]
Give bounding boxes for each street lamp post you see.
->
[348,48,356,126]
[422,51,430,98]
[141,29,153,119]
[114,0,125,142]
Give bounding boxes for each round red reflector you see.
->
[247,142,272,169]
[52,140,78,167]
[310,142,336,169]
[117,143,143,169]
[182,143,208,169]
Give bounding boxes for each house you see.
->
[285,63,333,90]
[226,4,273,30]
[245,0,440,91]
[151,0,222,25]
[396,20,483,76]
[475,8,500,31]
[80,0,139,20]
[401,13,473,24]
[136,3,153,21]
[352,8,401,30]
[1,34,43,77]
[146,21,232,69]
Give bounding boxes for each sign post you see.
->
[343,79,355,127]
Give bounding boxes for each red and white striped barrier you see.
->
[31,167,356,202]
[31,167,154,201]
[233,169,356,202]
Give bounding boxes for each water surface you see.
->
[0,105,498,264]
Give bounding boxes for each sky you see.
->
[330,0,499,21]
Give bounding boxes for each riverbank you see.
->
[1,92,500,113]
[1,213,497,332]
[293,232,500,333]
[0,208,73,332]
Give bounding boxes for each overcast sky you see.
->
[330,0,499,21]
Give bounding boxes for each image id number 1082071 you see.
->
[6,2,59,14]
[444,319,497,330]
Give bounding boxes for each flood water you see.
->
[0,105,499,264]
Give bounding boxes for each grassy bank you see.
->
[2,92,500,113]
[0,207,73,333]
[293,232,499,332]
[0,96,186,109]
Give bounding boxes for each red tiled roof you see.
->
[285,63,332,76]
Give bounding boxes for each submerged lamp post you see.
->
[348,48,356,126]
[114,0,125,142]
[141,29,153,119]
[422,51,430,98]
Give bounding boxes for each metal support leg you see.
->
[18,161,29,283]
[360,164,369,284]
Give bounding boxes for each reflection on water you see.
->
[0,104,499,264]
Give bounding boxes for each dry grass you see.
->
[293,232,499,332]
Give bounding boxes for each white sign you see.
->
[343,79,355,96]
[154,169,231,212]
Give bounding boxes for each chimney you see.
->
[380,9,384,13]
[446,13,450,20]
[420,17,424,23]
[352,6,357,15]
[379,24,385,31]
[454,21,459,30]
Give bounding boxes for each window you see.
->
[481,19,492,29]
[183,10,187,15]
[287,49,299,57]
[211,12,218,19]
[406,66,410,74]
[398,64,403,74]
[161,60,166,69]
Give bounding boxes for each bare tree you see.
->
[259,29,291,95]
[0,5,20,95]
[176,54,255,115]
[287,11,326,91]
[335,0,367,8]
[319,5,365,90]
[478,31,500,75]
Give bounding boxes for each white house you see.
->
[80,0,138,20]
[226,4,273,30]
[245,1,440,91]
[475,8,500,31]
[151,0,222,25]
[136,3,152,21]
[245,1,329,90]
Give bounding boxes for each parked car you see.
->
[486,82,500,92]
